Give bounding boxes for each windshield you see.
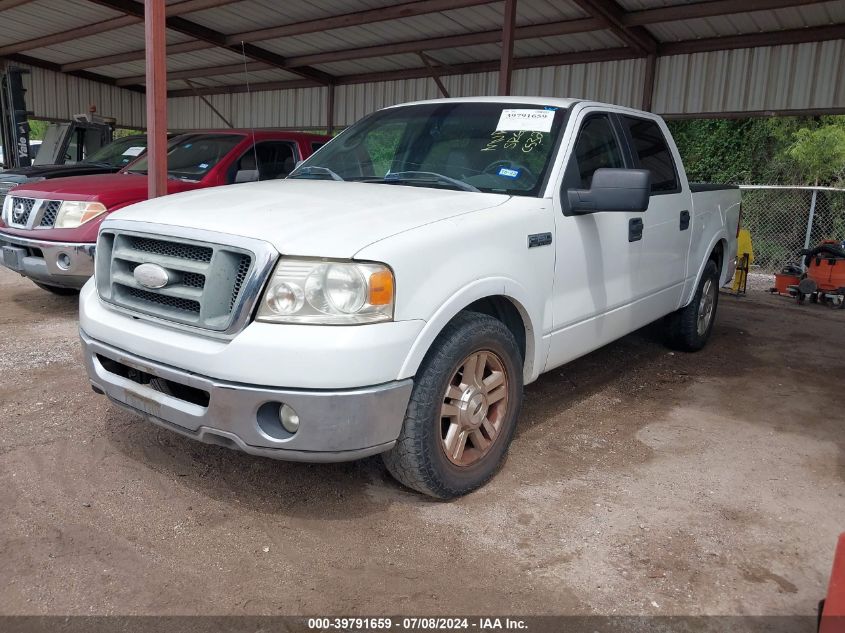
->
[289,102,567,196]
[125,133,244,180]
[84,137,148,168]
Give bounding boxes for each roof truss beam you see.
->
[225,0,498,45]
[0,0,236,57]
[102,16,606,88]
[569,0,658,54]
[0,0,36,10]
[60,0,499,73]
[166,19,845,97]
[85,0,335,84]
[623,0,833,26]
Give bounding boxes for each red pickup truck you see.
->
[0,130,330,294]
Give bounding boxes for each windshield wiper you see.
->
[289,166,344,181]
[383,171,480,193]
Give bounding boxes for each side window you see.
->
[569,115,625,188]
[234,142,297,181]
[623,117,679,193]
[65,129,85,164]
[311,142,326,153]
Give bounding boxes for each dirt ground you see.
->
[0,266,843,619]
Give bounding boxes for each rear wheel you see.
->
[665,260,720,352]
[33,282,79,296]
[383,311,523,499]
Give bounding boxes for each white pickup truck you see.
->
[79,97,740,498]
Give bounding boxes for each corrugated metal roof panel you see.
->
[646,2,845,41]
[0,0,123,47]
[315,54,431,76]
[23,26,192,66]
[652,40,845,113]
[185,0,402,34]
[238,2,592,60]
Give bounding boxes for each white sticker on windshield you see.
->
[496,109,555,133]
[122,146,145,157]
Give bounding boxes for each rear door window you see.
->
[233,142,298,181]
[622,116,679,194]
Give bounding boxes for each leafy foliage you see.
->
[668,115,845,186]
[786,123,845,185]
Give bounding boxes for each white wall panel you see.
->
[167,87,328,130]
[653,40,845,114]
[17,63,146,128]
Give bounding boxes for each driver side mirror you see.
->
[567,168,650,214]
[235,169,259,183]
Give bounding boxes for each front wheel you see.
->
[383,311,523,499]
[665,260,720,352]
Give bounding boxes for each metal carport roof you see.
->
[0,0,843,131]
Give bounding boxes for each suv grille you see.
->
[8,196,35,227]
[39,201,62,227]
[96,230,257,332]
[2,196,64,228]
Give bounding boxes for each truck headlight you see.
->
[257,258,394,324]
[54,201,107,229]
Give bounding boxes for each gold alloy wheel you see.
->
[440,350,509,467]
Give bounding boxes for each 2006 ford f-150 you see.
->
[79,97,740,498]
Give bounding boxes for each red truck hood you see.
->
[1,173,204,243]
[10,173,199,203]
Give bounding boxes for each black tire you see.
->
[33,282,79,296]
[665,260,720,352]
[382,311,523,499]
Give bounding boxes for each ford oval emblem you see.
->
[134,263,170,289]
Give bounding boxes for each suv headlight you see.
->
[54,201,107,229]
[257,258,394,325]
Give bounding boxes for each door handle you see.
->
[629,217,644,242]
[680,210,691,231]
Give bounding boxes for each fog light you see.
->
[56,253,71,270]
[279,403,300,434]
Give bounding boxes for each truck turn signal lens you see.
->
[369,270,394,306]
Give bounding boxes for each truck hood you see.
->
[9,173,201,205]
[108,179,510,258]
[0,163,119,182]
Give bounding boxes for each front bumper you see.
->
[81,330,413,462]
[0,231,94,289]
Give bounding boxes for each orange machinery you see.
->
[798,241,845,309]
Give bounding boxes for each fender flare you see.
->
[682,232,729,307]
[398,277,544,384]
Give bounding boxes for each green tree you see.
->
[785,122,845,186]
[27,119,50,140]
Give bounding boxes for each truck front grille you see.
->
[3,196,63,229]
[96,229,264,333]
[8,196,35,227]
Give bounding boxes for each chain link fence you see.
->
[739,185,845,274]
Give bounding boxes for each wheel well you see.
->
[710,240,725,274]
[464,296,527,362]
